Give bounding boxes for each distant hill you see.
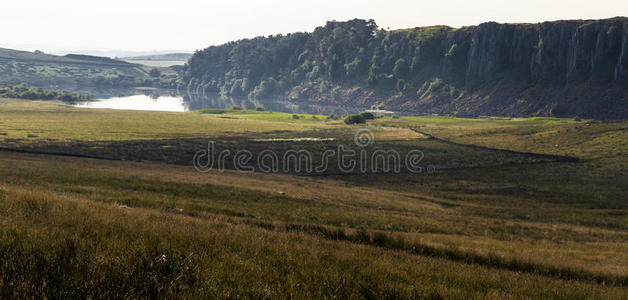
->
[64,54,129,65]
[0,48,131,66]
[0,48,177,89]
[50,49,193,59]
[182,18,628,119]
[121,53,192,61]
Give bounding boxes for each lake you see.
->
[75,94,187,112]
[73,89,369,115]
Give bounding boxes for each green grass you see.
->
[0,99,331,141]
[398,118,626,170]
[197,108,330,123]
[377,115,579,129]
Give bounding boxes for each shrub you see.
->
[255,107,265,111]
[344,114,366,125]
[359,112,375,120]
[231,105,243,110]
[292,114,301,119]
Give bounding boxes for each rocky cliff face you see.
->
[182,18,628,119]
[434,19,628,86]
[394,18,628,119]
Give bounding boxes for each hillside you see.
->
[121,53,192,61]
[181,18,628,119]
[0,48,176,89]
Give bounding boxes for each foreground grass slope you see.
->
[0,152,626,298]
[0,99,626,298]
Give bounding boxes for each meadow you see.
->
[0,98,626,298]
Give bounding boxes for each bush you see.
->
[255,107,265,111]
[231,105,243,110]
[344,114,366,125]
[359,112,375,120]
[292,114,301,119]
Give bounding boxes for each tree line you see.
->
[0,84,91,102]
[180,19,466,101]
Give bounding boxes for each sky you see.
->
[1,0,627,55]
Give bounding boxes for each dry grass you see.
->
[0,158,626,298]
[0,152,626,290]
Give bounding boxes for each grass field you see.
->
[0,98,626,298]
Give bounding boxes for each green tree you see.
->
[344,58,361,80]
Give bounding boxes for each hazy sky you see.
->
[1,0,627,54]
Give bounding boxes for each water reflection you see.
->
[73,88,367,115]
[75,94,187,112]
